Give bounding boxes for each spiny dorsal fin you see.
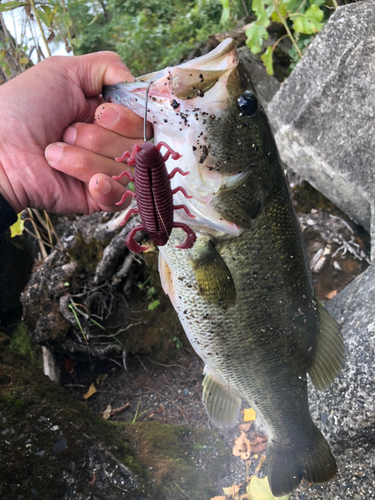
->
[189,237,236,308]
[308,302,344,391]
[202,373,241,428]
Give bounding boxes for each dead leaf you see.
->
[83,383,97,400]
[238,422,252,432]
[102,404,112,419]
[255,454,267,473]
[243,408,256,422]
[250,432,268,453]
[325,289,338,299]
[247,475,291,500]
[110,402,130,415]
[65,357,77,374]
[232,431,251,460]
[223,483,240,496]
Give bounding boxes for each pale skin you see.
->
[0,51,152,216]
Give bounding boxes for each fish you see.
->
[103,38,344,497]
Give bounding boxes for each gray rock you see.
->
[293,264,375,499]
[268,1,375,259]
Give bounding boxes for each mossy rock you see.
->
[0,334,230,499]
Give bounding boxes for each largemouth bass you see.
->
[103,39,344,497]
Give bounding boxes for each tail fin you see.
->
[267,425,337,497]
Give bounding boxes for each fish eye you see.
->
[237,91,258,117]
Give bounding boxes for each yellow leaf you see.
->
[19,56,29,65]
[247,476,291,500]
[10,213,24,237]
[244,407,256,422]
[83,382,97,399]
[232,431,251,460]
[102,404,112,419]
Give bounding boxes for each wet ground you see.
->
[61,178,370,499]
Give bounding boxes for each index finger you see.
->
[95,103,153,140]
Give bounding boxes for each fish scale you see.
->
[103,38,344,497]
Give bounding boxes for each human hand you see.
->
[0,52,151,215]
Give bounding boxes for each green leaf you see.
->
[10,213,24,237]
[96,373,108,384]
[148,299,160,311]
[247,476,291,500]
[252,0,271,27]
[37,5,55,28]
[0,1,28,13]
[286,0,306,12]
[292,5,324,34]
[261,46,274,76]
[245,22,268,54]
[220,0,230,25]
[270,1,288,23]
[310,0,325,6]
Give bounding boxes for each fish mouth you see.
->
[102,38,238,131]
[103,39,245,237]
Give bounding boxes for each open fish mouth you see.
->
[103,38,246,236]
[102,38,238,131]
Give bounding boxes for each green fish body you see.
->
[103,39,344,497]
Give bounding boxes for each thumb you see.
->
[73,51,135,98]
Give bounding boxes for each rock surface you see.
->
[268,1,375,259]
[292,264,375,499]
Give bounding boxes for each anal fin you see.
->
[308,302,345,391]
[202,372,241,428]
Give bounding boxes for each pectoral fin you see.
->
[308,302,345,391]
[202,372,241,428]
[189,237,236,308]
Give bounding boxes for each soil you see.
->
[59,178,370,498]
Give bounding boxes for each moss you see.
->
[127,420,230,499]
[0,341,230,499]
[68,231,105,277]
[9,322,41,364]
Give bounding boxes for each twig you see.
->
[136,355,148,372]
[146,356,190,374]
[26,208,48,259]
[270,0,302,59]
[122,349,128,371]
[29,0,52,57]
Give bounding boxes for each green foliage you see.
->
[244,0,332,75]
[171,336,183,350]
[66,0,226,75]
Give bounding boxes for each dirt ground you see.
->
[60,178,370,498]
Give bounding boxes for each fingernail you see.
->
[63,126,77,145]
[97,106,120,126]
[96,177,112,195]
[45,143,63,163]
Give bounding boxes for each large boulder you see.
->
[293,264,375,499]
[268,1,375,259]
